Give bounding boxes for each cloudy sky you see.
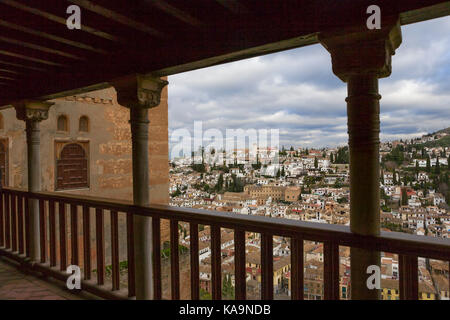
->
[168,16,450,155]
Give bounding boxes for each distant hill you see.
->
[423,127,450,137]
[420,134,450,148]
[435,127,450,135]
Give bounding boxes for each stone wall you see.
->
[0,83,170,264]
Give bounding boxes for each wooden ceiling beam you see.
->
[0,36,84,61]
[2,0,120,42]
[0,59,48,72]
[0,48,66,68]
[0,3,119,51]
[0,75,16,81]
[215,0,249,15]
[0,19,107,54]
[0,68,19,75]
[146,0,204,26]
[67,0,165,38]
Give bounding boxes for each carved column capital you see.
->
[14,100,54,122]
[112,74,168,110]
[319,20,402,82]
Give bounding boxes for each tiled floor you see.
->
[0,257,89,300]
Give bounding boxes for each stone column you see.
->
[113,74,168,300]
[320,21,402,299]
[14,101,53,261]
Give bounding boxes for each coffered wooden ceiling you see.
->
[0,0,449,106]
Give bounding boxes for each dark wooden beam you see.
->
[147,0,203,26]
[1,0,120,42]
[68,0,165,38]
[0,59,48,72]
[0,36,84,61]
[0,49,65,67]
[216,0,249,15]
[0,21,107,55]
[0,68,19,75]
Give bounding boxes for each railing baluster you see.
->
[291,237,304,300]
[49,200,56,267]
[59,202,67,271]
[95,208,105,286]
[24,194,30,257]
[261,233,273,300]
[126,212,135,297]
[0,192,3,247]
[324,242,340,300]
[152,217,161,300]
[110,210,120,291]
[234,229,246,300]
[11,193,17,252]
[70,204,79,265]
[82,205,91,280]
[17,195,24,254]
[211,225,222,300]
[170,219,180,300]
[5,191,10,248]
[39,199,45,262]
[190,222,199,300]
[399,254,418,300]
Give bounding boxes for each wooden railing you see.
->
[0,187,449,300]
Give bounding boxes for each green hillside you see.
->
[421,134,450,148]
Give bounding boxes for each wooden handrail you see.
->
[1,187,449,301]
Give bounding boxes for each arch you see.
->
[79,115,89,132]
[56,143,88,190]
[57,114,68,132]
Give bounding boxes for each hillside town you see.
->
[168,128,450,300]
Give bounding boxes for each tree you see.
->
[381,170,385,185]
[335,147,349,164]
[215,173,224,192]
[435,156,440,174]
[330,153,334,163]
[281,166,285,177]
[222,274,235,299]
[170,185,182,198]
[314,157,318,169]
[393,169,397,185]
[426,155,431,173]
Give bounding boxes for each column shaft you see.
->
[113,74,168,300]
[26,120,41,261]
[347,74,381,235]
[347,74,381,300]
[130,106,153,299]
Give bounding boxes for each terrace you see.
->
[0,0,450,300]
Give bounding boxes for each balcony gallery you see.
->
[0,0,449,304]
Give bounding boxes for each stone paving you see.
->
[0,257,89,300]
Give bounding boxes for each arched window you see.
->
[56,143,88,190]
[57,115,68,132]
[0,113,4,130]
[79,116,89,132]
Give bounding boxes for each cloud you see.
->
[168,16,450,151]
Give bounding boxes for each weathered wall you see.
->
[0,85,169,202]
[0,84,170,265]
